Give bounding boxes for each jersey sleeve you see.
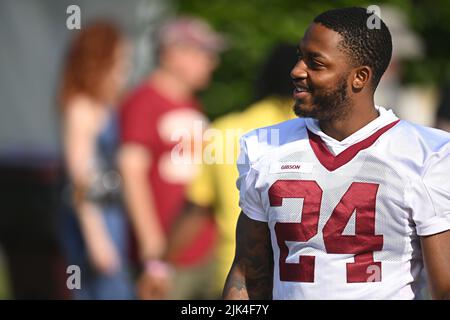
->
[408,144,450,236]
[119,90,158,148]
[236,136,268,222]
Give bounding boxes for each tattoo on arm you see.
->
[223,212,273,300]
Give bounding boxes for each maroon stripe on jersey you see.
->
[307,119,400,171]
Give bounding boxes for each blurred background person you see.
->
[374,5,441,128]
[118,16,225,300]
[159,42,298,298]
[0,0,163,299]
[58,20,134,299]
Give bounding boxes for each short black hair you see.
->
[314,7,392,88]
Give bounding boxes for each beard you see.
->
[293,74,352,122]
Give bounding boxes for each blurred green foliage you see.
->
[174,0,450,119]
[404,0,450,86]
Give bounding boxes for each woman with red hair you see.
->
[58,20,133,299]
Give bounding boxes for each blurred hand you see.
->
[140,235,167,264]
[137,261,173,300]
[87,228,121,275]
[79,203,121,275]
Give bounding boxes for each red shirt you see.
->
[120,82,216,267]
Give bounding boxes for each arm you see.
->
[163,201,211,262]
[223,212,273,300]
[63,100,119,274]
[421,230,450,299]
[164,157,216,262]
[118,144,166,261]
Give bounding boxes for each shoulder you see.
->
[389,120,450,172]
[121,83,157,110]
[393,121,449,153]
[240,118,307,164]
[396,120,449,143]
[64,95,100,130]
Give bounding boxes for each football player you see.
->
[223,7,450,300]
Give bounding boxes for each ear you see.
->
[352,66,372,90]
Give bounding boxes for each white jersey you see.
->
[237,106,450,300]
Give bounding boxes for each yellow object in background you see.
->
[187,97,296,294]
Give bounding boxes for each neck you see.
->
[149,68,193,102]
[318,99,378,141]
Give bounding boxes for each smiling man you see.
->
[223,7,450,300]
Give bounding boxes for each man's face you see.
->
[291,23,354,121]
[163,43,219,91]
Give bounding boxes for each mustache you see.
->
[292,79,311,91]
[293,76,351,121]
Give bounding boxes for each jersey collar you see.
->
[305,106,400,171]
